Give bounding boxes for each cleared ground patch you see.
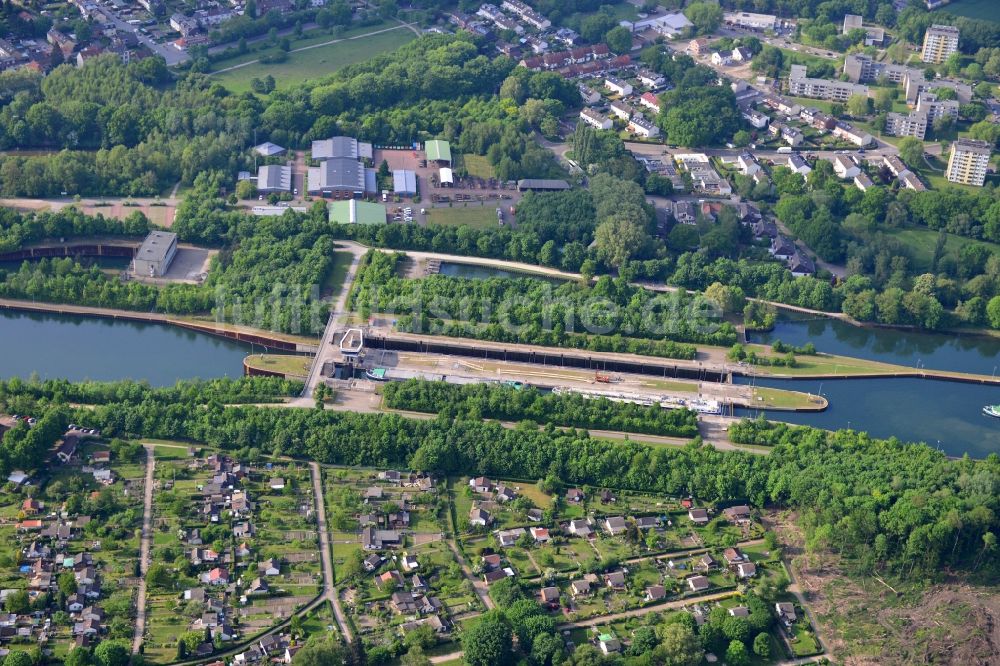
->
[460,154,496,179]
[211,25,416,93]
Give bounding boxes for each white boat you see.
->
[984,405,1000,419]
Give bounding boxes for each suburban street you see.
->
[132,444,156,654]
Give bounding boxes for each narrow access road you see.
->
[445,539,494,610]
[309,462,353,642]
[560,589,739,628]
[132,444,155,654]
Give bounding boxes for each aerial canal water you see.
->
[0,310,250,386]
[745,314,1000,458]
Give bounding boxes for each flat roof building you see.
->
[886,111,928,140]
[921,24,959,64]
[788,64,868,102]
[424,140,452,165]
[328,200,387,225]
[133,231,177,278]
[256,165,292,193]
[392,169,417,196]
[946,138,991,187]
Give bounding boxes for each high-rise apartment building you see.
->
[945,139,992,186]
[921,24,959,64]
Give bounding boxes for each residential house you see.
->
[599,635,621,655]
[530,527,550,543]
[604,570,627,590]
[567,519,593,537]
[580,108,613,130]
[737,562,758,578]
[570,579,592,597]
[604,516,628,536]
[635,516,659,530]
[687,508,709,525]
[729,606,750,617]
[260,558,281,576]
[609,99,634,121]
[776,602,797,625]
[639,92,661,114]
[362,554,383,572]
[495,485,516,502]
[401,555,419,572]
[687,575,710,592]
[469,507,492,527]
[645,585,666,602]
[723,548,747,565]
[374,570,403,590]
[742,108,769,129]
[604,76,632,96]
[637,69,665,89]
[469,477,493,493]
[497,528,526,547]
[629,115,660,138]
[722,505,752,523]
[711,50,733,66]
[566,488,585,503]
[770,235,797,260]
[832,155,861,179]
[540,586,560,608]
[579,85,600,105]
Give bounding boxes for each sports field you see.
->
[425,206,499,230]
[210,23,416,93]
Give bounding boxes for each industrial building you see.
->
[392,169,417,196]
[946,139,992,187]
[312,136,373,160]
[424,140,452,166]
[256,165,292,193]
[516,179,571,192]
[328,200,388,225]
[307,157,376,196]
[921,24,959,64]
[133,231,177,278]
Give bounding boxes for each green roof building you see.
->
[328,200,387,225]
[424,139,452,165]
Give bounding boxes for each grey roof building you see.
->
[392,169,417,195]
[308,158,376,195]
[253,142,285,157]
[133,231,177,278]
[312,136,372,160]
[257,165,292,193]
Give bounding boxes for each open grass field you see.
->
[210,24,416,93]
[461,154,495,179]
[884,226,1000,272]
[425,206,500,230]
[934,0,1000,22]
[244,353,312,377]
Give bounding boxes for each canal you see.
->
[748,312,1000,376]
[743,314,1000,458]
[0,310,250,386]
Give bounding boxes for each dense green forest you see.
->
[349,250,733,352]
[381,379,700,437]
[2,377,997,580]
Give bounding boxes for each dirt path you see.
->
[562,589,740,628]
[445,539,494,611]
[309,462,353,642]
[132,444,155,653]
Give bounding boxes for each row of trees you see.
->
[382,379,700,437]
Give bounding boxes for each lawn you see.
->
[461,154,496,179]
[425,206,501,230]
[934,0,1000,22]
[244,353,312,377]
[883,226,1000,273]
[210,24,416,93]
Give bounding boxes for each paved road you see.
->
[95,6,189,65]
[300,244,364,400]
[132,444,156,654]
[309,461,353,642]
